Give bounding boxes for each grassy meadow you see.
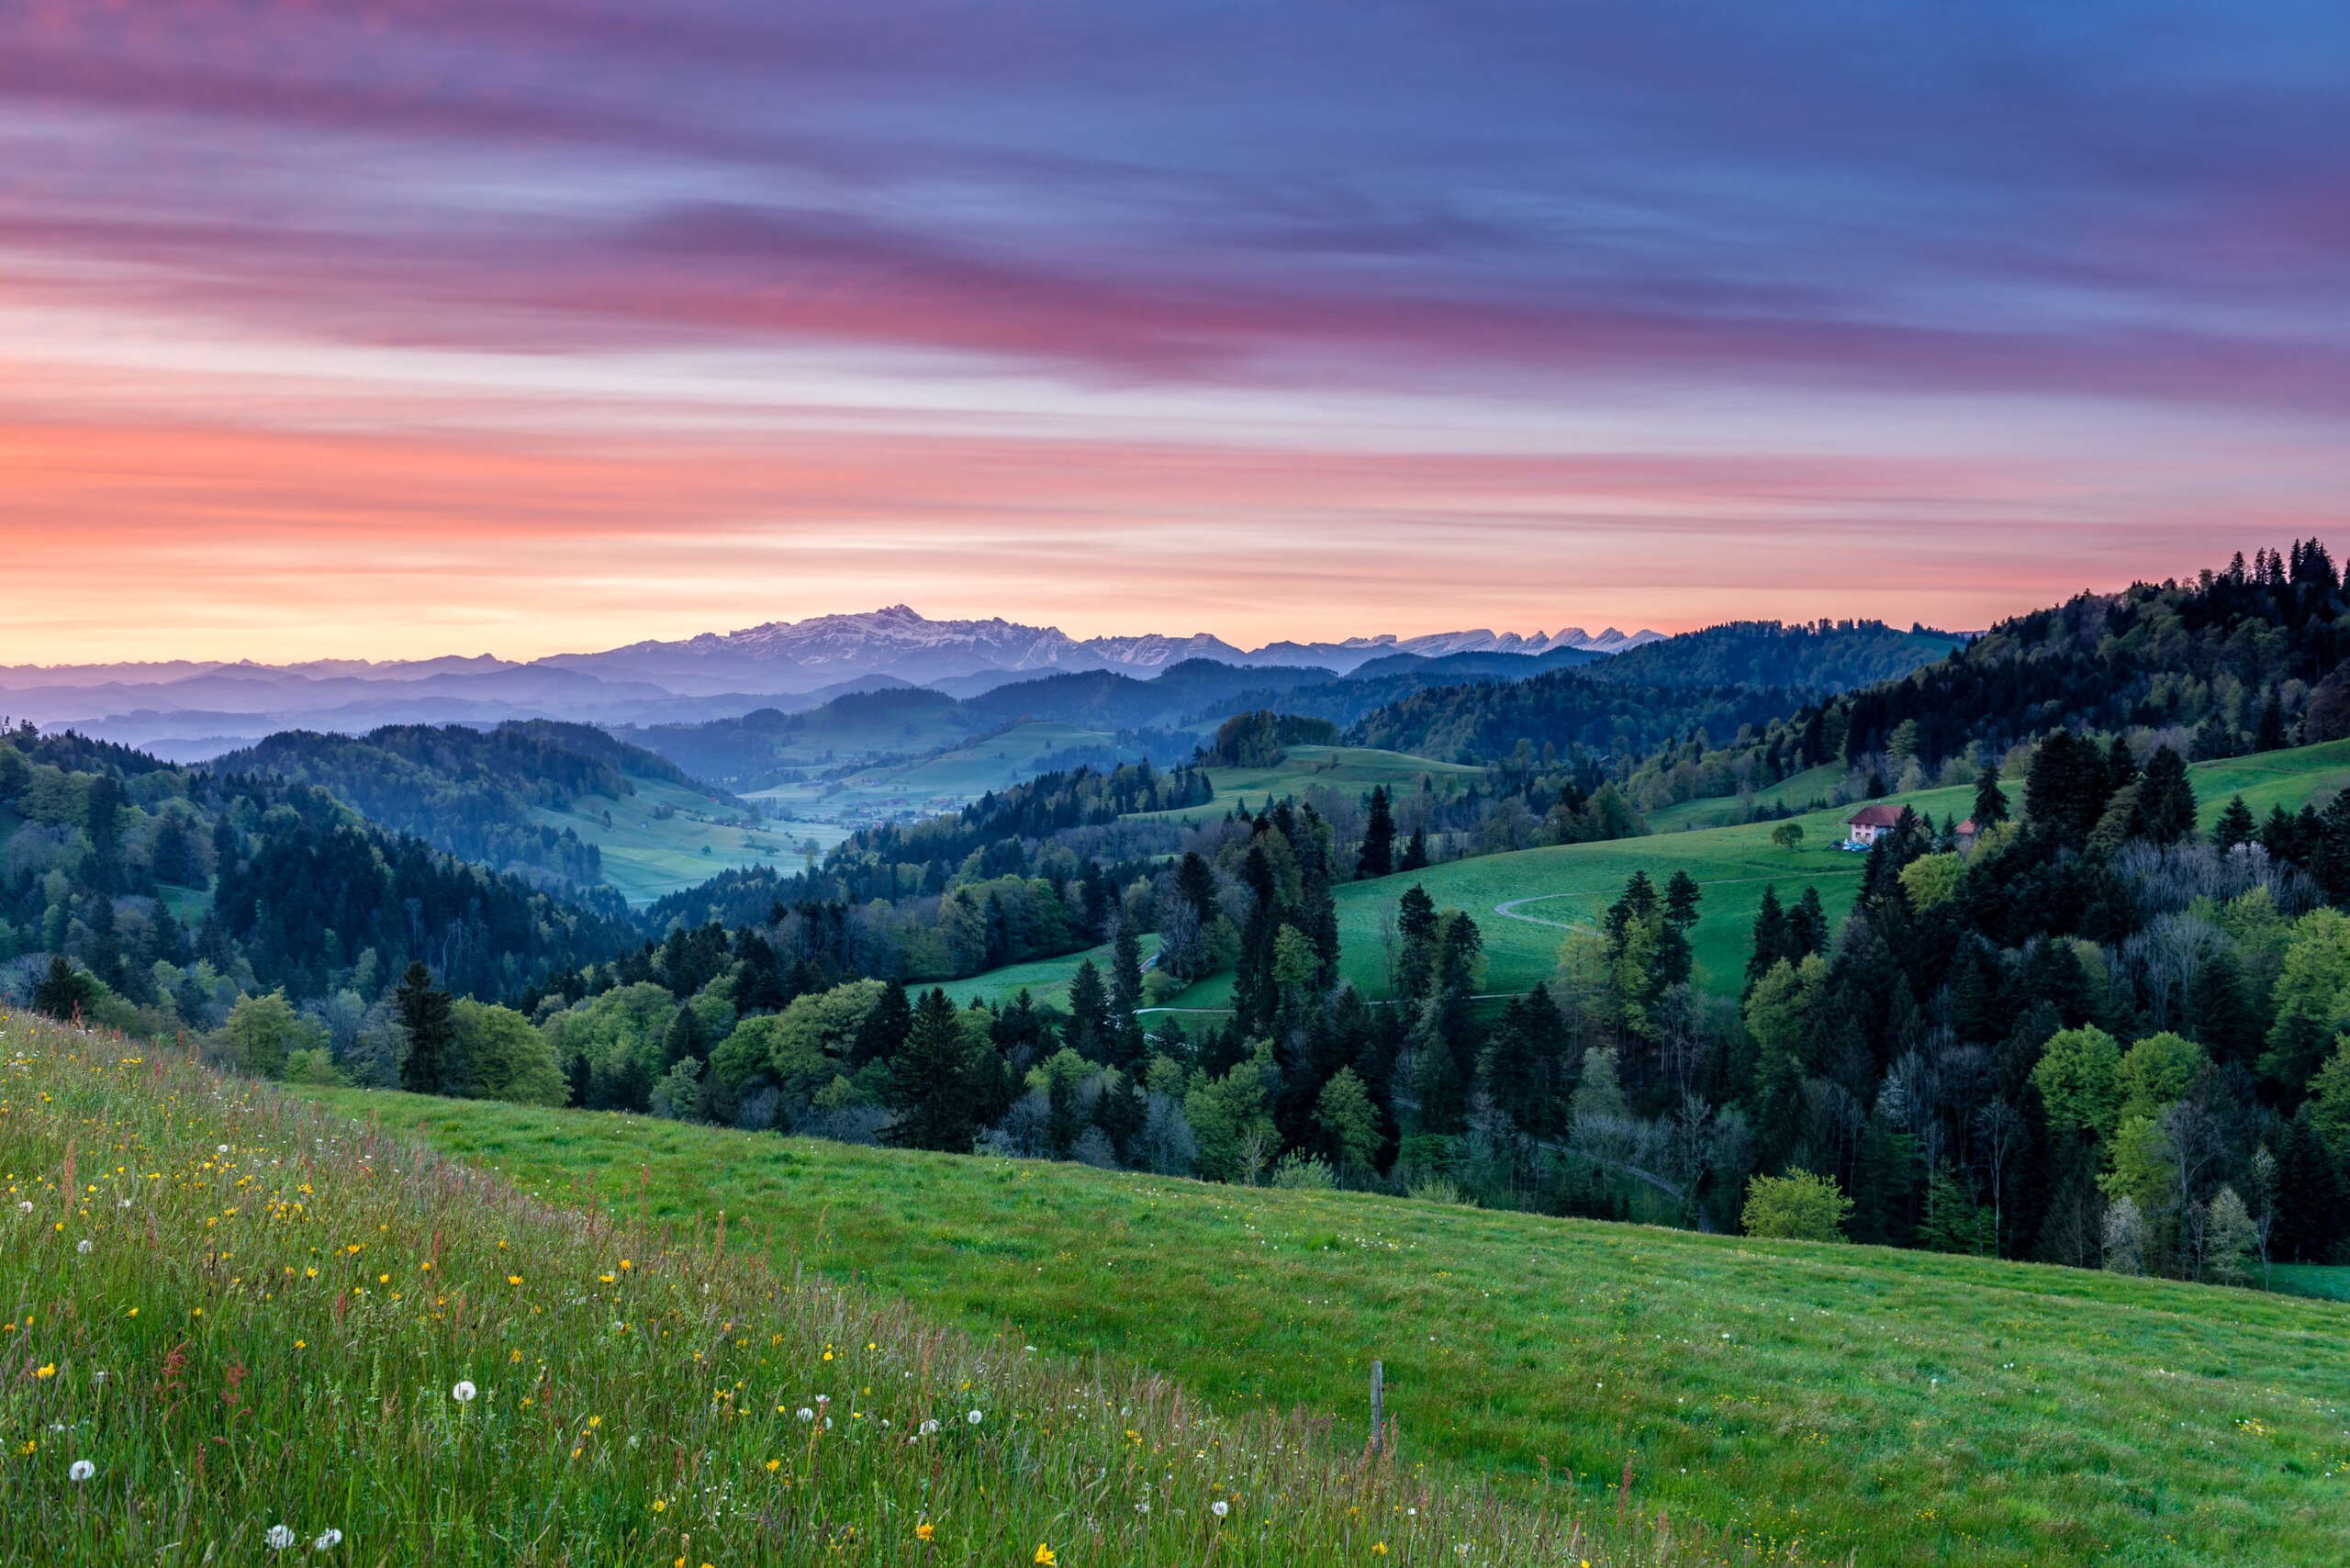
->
[534,776,812,905]
[1136,745,1482,827]
[954,738,2350,1014]
[748,722,1135,833]
[303,1085,2350,1568]
[2,1012,1673,1568]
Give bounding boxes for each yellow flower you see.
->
[1034,1546,1056,1566]
[765,1459,781,1473]
[507,1275,522,1286]
[651,1498,667,1514]
[588,1415,601,1428]
[915,1522,935,1541]
[599,1273,616,1284]
[34,1363,55,1378]
[1371,1545,1389,1557]
[620,1259,632,1271]
[295,1340,307,1350]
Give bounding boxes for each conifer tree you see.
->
[2210,794,2256,852]
[1398,827,1430,872]
[394,961,456,1096]
[884,989,980,1153]
[1971,765,2009,828]
[2129,745,2196,844]
[1357,786,1396,879]
[1064,959,1111,1060]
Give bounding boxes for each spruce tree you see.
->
[1061,958,1115,1061]
[1398,828,1430,872]
[1394,884,1438,999]
[394,961,456,1096]
[1971,766,2009,828]
[2210,794,2256,852]
[32,955,88,1021]
[2129,745,2196,844]
[1356,787,1395,879]
[884,989,980,1153]
[1746,887,1789,990]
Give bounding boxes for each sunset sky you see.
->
[7,2,2348,664]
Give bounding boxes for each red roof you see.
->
[1954,819,1978,835]
[1847,803,1905,828]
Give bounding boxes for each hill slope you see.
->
[330,1081,2350,1568]
[5,1014,1627,1568]
[210,720,765,902]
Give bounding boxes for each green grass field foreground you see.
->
[313,1086,2350,1568]
[2,1013,1690,1568]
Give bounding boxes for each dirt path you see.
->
[1488,867,1864,931]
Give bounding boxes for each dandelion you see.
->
[651,1498,667,1514]
[1211,1500,1230,1518]
[967,1409,983,1425]
[796,1406,815,1421]
[15,1201,28,1214]
[35,1363,55,1379]
[314,1529,343,1551]
[451,1381,477,1404]
[765,1459,781,1472]
[1372,1545,1389,1558]
[264,1524,296,1551]
[915,1522,936,1541]
[918,1419,940,1437]
[68,1460,95,1482]
[75,1239,91,1254]
[1034,1546,1057,1566]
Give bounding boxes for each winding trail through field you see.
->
[1488,867,1865,931]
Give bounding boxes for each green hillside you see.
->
[532,773,817,904]
[1137,745,1482,826]
[7,1014,1613,1568]
[319,1083,2350,1568]
[946,737,2350,1014]
[749,720,1136,829]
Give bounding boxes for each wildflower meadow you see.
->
[2,1009,1680,1565]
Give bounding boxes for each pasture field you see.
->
[1136,745,1483,826]
[2272,1264,2350,1302]
[749,721,1134,830]
[532,775,804,904]
[958,738,2350,1014]
[313,1084,2350,1568]
[2,1012,1651,1568]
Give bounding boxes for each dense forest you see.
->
[209,721,737,891]
[0,724,630,1058]
[1621,547,2349,816]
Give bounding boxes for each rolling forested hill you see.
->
[0,724,628,1038]
[209,720,767,902]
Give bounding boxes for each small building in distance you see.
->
[1953,817,1980,852]
[1844,802,1905,846]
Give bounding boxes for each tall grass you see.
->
[329,1087,2350,1567]
[1,1010,1702,1566]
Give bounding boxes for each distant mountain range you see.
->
[0,608,1663,756]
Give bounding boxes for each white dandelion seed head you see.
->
[313,1529,343,1551]
[1210,1500,1230,1518]
[796,1406,815,1421]
[451,1381,477,1404]
[264,1524,296,1551]
[217,1145,229,1156]
[68,1460,95,1482]
[919,1419,940,1437]
[967,1409,983,1425]
[14,1201,28,1214]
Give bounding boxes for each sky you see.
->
[6,1,2349,663]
